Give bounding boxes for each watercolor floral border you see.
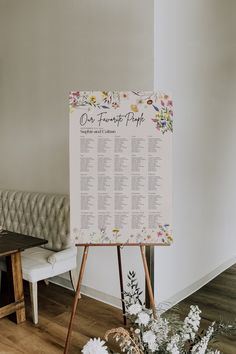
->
[73,223,173,245]
[70,91,173,245]
[69,91,173,134]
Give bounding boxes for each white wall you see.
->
[3,0,235,309]
[155,0,236,305]
[0,0,154,303]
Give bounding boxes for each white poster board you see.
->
[70,91,173,245]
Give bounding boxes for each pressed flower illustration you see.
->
[152,97,173,134]
[89,95,97,104]
[76,224,172,245]
[157,224,173,243]
[130,104,139,112]
[70,91,173,246]
[69,90,173,135]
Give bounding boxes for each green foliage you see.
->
[123,271,143,307]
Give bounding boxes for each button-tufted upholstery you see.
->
[0,189,77,324]
[0,190,70,251]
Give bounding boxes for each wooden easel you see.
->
[64,242,167,354]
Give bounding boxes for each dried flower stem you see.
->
[105,327,143,354]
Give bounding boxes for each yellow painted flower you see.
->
[112,228,120,233]
[89,95,97,104]
[130,104,138,112]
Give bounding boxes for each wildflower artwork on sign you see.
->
[70,91,173,245]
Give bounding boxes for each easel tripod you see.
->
[64,243,165,354]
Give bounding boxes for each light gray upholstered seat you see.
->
[0,189,77,324]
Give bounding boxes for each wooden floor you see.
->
[0,264,235,353]
[170,263,236,354]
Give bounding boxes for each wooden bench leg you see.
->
[11,253,26,323]
[0,270,1,294]
[29,282,38,324]
[5,252,26,324]
[0,271,8,307]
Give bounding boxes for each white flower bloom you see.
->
[135,311,150,326]
[151,317,169,344]
[148,340,159,352]
[181,305,201,341]
[82,338,109,354]
[191,323,215,354]
[166,334,180,354]
[143,330,156,344]
[127,303,142,315]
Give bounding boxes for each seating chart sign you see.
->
[70,91,173,245]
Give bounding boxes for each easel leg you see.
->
[145,246,154,308]
[64,246,89,354]
[140,245,156,317]
[117,246,127,326]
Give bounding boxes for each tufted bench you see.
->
[0,189,77,324]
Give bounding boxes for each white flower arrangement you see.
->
[81,338,109,354]
[82,272,236,354]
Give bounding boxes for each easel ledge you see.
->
[64,242,170,354]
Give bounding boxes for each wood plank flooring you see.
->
[170,263,236,354]
[0,264,235,353]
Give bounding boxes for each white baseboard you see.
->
[159,255,236,312]
[80,284,122,309]
[49,276,122,309]
[49,276,74,291]
[50,255,236,311]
